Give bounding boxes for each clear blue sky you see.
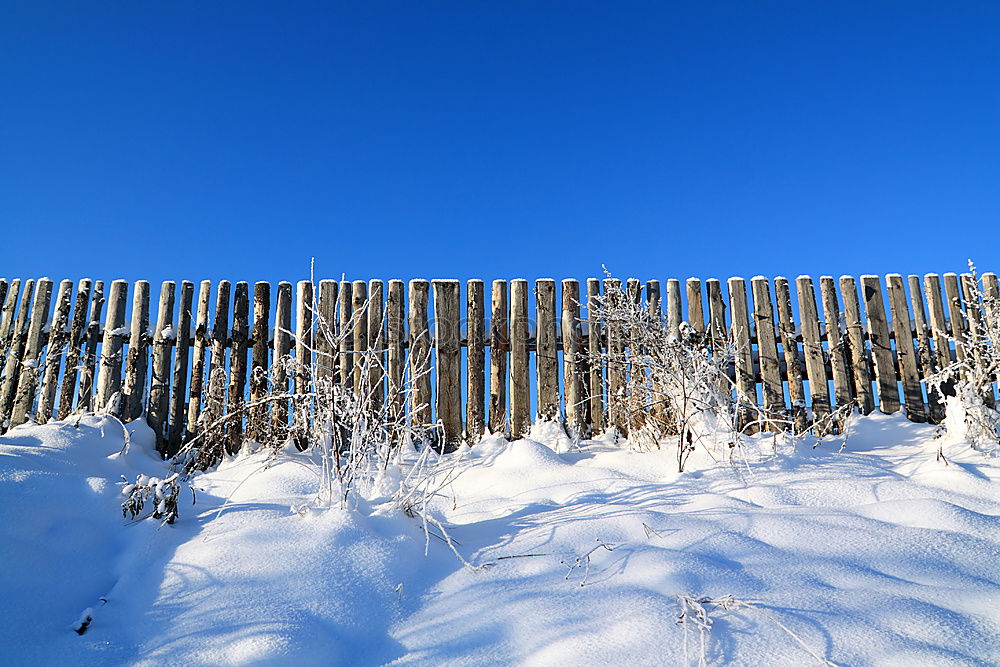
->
[2,2,998,288]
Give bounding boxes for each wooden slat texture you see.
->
[819,277,852,413]
[924,274,952,375]
[11,279,53,427]
[666,279,682,340]
[204,281,231,438]
[509,279,530,439]
[728,277,755,431]
[1,278,34,428]
[294,280,313,399]
[775,277,808,430]
[228,281,249,452]
[434,280,462,448]
[943,273,966,375]
[367,279,385,410]
[796,276,831,424]
[489,280,509,435]
[466,279,485,442]
[351,280,368,393]
[37,279,73,423]
[293,280,313,446]
[603,278,626,436]
[338,281,354,389]
[586,278,603,435]
[58,279,92,420]
[249,281,270,442]
[408,280,431,427]
[861,275,900,414]
[886,274,925,420]
[839,276,873,415]
[751,277,783,429]
[316,280,338,383]
[908,275,934,376]
[96,280,128,414]
[77,280,103,414]
[0,279,16,357]
[168,281,194,454]
[706,279,727,363]
[562,279,584,436]
[983,273,999,327]
[186,281,212,439]
[146,282,175,446]
[123,280,151,421]
[535,279,559,421]
[625,278,642,433]
[270,281,292,436]
[386,280,405,431]
[686,278,704,338]
[646,280,661,318]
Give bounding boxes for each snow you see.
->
[1,413,999,665]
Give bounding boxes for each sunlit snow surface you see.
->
[1,413,998,666]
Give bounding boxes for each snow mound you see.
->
[1,412,999,665]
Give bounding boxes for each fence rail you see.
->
[0,272,995,454]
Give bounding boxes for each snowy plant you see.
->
[174,275,451,513]
[926,262,1000,455]
[589,277,752,471]
[120,472,182,524]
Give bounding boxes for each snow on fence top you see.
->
[0,272,996,454]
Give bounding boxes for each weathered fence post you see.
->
[147,281,175,448]
[861,275,900,414]
[510,279,530,439]
[96,280,128,414]
[316,280,338,384]
[58,279,92,420]
[185,281,212,441]
[367,279,385,410]
[775,277,807,430]
[338,281,353,390]
[604,277,626,436]
[728,277,755,432]
[293,280,313,447]
[839,276,874,415]
[909,274,941,421]
[586,278,603,435]
[751,276,783,430]
[386,279,405,434]
[666,279,682,340]
[434,280,462,449]
[123,280,150,421]
[271,282,292,437]
[168,281,194,454]
[249,281,271,442]
[0,278,34,430]
[886,274,925,420]
[11,279,53,427]
[409,280,431,428]
[351,280,368,394]
[228,281,250,452]
[489,279,508,435]
[535,279,559,422]
[562,279,584,437]
[37,279,73,423]
[466,279,485,443]
[77,280,104,414]
[819,277,853,417]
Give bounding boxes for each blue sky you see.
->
[1,2,998,288]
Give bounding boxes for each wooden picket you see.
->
[1,270,996,455]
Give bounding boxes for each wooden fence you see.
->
[0,272,995,455]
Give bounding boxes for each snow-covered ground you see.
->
[1,413,998,666]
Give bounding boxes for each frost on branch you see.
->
[926,262,1000,455]
[121,472,182,524]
